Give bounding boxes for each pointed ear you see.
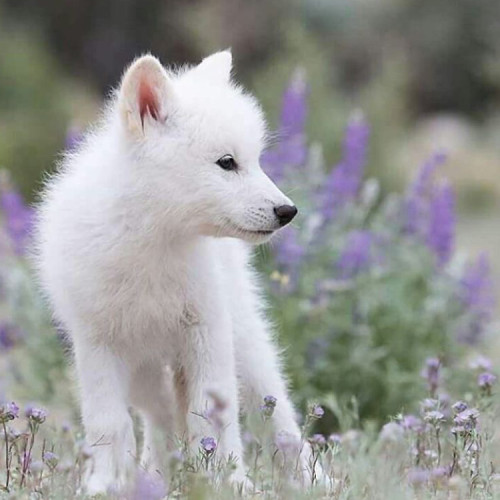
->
[195,50,232,83]
[118,55,174,135]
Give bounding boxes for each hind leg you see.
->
[129,362,178,474]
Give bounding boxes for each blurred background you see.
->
[0,0,499,429]
[1,0,500,276]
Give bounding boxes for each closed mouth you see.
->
[224,221,275,237]
[234,227,274,236]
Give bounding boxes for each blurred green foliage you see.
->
[1,0,500,200]
[0,23,71,199]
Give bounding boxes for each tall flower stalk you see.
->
[261,68,309,183]
[320,113,370,224]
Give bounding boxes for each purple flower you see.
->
[310,404,324,419]
[200,436,217,455]
[0,401,19,422]
[43,451,59,469]
[337,230,374,278]
[320,114,370,222]
[0,322,23,351]
[405,151,447,236]
[478,372,496,390]
[459,254,495,343]
[131,470,167,500]
[453,408,479,430]
[328,433,342,445]
[452,401,468,414]
[25,405,48,424]
[309,433,326,446]
[426,182,455,266]
[264,395,277,406]
[260,395,277,418]
[0,182,34,256]
[261,69,308,182]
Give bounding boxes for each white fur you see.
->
[34,51,308,494]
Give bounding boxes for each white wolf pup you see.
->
[35,51,310,494]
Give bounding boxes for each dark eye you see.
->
[216,154,238,171]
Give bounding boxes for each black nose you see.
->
[274,205,298,226]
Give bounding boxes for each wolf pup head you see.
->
[116,51,297,244]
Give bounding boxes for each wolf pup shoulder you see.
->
[34,51,312,494]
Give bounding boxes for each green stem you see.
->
[2,422,10,491]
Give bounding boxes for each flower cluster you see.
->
[262,71,495,423]
[0,401,19,423]
[260,395,277,419]
[200,436,217,456]
[25,405,48,425]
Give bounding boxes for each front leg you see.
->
[178,313,245,480]
[234,313,317,483]
[72,338,136,495]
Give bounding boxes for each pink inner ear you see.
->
[139,80,160,127]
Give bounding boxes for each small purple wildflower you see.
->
[309,433,326,446]
[453,408,479,430]
[328,433,342,445]
[260,395,277,418]
[264,395,277,406]
[320,113,370,222]
[0,401,19,423]
[25,405,48,424]
[337,230,374,279]
[310,404,324,419]
[200,436,217,455]
[426,181,455,266]
[43,451,59,469]
[451,401,468,414]
[478,372,496,395]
